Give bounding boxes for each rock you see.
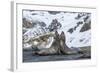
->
[48,11,61,15]
[48,19,62,31]
[80,20,91,32]
[68,28,74,33]
[23,18,33,28]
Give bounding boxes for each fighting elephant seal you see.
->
[32,31,79,55]
[32,31,61,55]
[59,31,79,55]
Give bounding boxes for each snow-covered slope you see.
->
[23,10,91,48]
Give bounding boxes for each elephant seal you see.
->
[59,31,79,54]
[32,31,79,55]
[32,31,61,55]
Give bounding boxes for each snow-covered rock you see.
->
[23,10,91,49]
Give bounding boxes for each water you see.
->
[23,49,90,62]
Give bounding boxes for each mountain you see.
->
[22,10,91,49]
